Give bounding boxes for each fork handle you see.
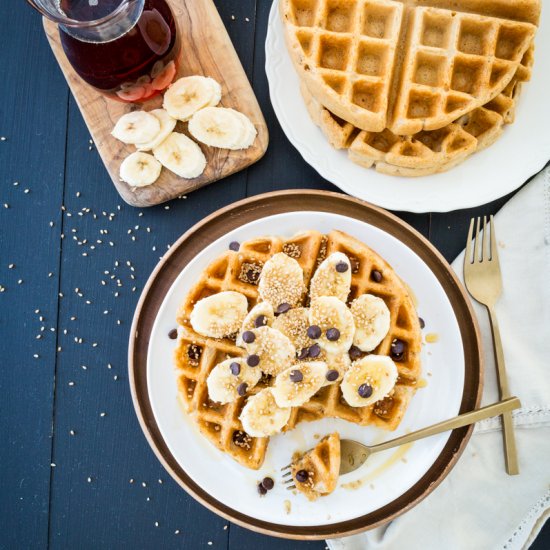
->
[368,397,521,454]
[487,306,519,475]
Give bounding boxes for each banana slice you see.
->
[350,294,391,352]
[153,132,206,179]
[231,110,257,149]
[272,361,326,407]
[322,351,351,386]
[258,253,306,310]
[309,296,355,354]
[309,252,352,303]
[242,326,295,376]
[163,76,221,121]
[119,152,162,187]
[272,307,310,353]
[135,109,177,151]
[112,111,161,144]
[206,357,262,404]
[341,355,398,407]
[188,107,250,150]
[239,388,291,438]
[190,291,248,338]
[236,302,275,347]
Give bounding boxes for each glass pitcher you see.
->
[27,0,179,102]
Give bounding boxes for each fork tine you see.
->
[481,216,488,261]
[283,476,294,484]
[465,218,475,264]
[286,484,296,490]
[490,215,498,262]
[473,217,481,262]
[282,471,292,478]
[281,464,291,472]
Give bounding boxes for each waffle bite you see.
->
[174,230,422,469]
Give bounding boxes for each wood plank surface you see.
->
[1,0,548,548]
[42,0,268,207]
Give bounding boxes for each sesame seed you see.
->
[174,530,180,535]
[142,482,146,487]
[87,477,92,483]
[154,522,159,528]
[100,412,106,417]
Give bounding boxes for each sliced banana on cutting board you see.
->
[119,152,162,187]
[188,107,257,150]
[341,355,398,407]
[163,76,222,121]
[190,290,248,338]
[112,111,161,144]
[135,109,176,151]
[272,361,326,407]
[309,252,352,303]
[309,296,355,354]
[258,253,306,310]
[236,302,275,346]
[242,326,296,377]
[239,388,291,438]
[153,132,206,179]
[206,357,262,404]
[350,294,391,352]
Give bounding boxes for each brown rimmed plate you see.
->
[128,190,482,539]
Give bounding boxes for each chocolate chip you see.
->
[358,383,373,398]
[419,317,425,329]
[295,470,309,483]
[326,328,340,341]
[229,241,240,251]
[307,325,321,339]
[168,328,178,340]
[308,344,321,358]
[230,362,241,376]
[348,345,362,360]
[390,339,406,361]
[237,382,248,396]
[254,315,267,328]
[276,302,291,314]
[242,330,255,344]
[297,347,309,360]
[289,369,303,383]
[187,344,202,363]
[257,482,267,496]
[335,261,349,273]
[326,369,339,382]
[371,269,383,282]
[262,477,274,490]
[247,354,260,367]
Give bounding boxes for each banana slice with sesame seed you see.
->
[341,355,398,408]
[350,294,391,352]
[309,252,352,303]
[236,302,275,346]
[322,351,351,386]
[206,357,261,404]
[272,307,310,352]
[258,252,305,310]
[190,291,248,338]
[309,296,355,354]
[242,326,295,376]
[272,361,326,407]
[239,388,291,438]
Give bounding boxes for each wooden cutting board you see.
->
[43,0,268,207]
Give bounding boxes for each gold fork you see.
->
[281,397,520,485]
[464,215,519,475]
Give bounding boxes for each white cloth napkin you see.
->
[328,167,550,550]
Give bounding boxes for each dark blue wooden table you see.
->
[1,1,548,548]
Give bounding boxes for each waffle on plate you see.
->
[174,230,422,469]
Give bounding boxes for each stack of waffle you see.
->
[174,230,422,469]
[280,0,540,175]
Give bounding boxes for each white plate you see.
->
[147,211,465,527]
[265,1,550,213]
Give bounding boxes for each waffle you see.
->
[302,70,522,176]
[174,230,422,469]
[280,0,539,134]
[290,432,341,500]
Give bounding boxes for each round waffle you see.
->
[280,0,539,134]
[174,229,422,469]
